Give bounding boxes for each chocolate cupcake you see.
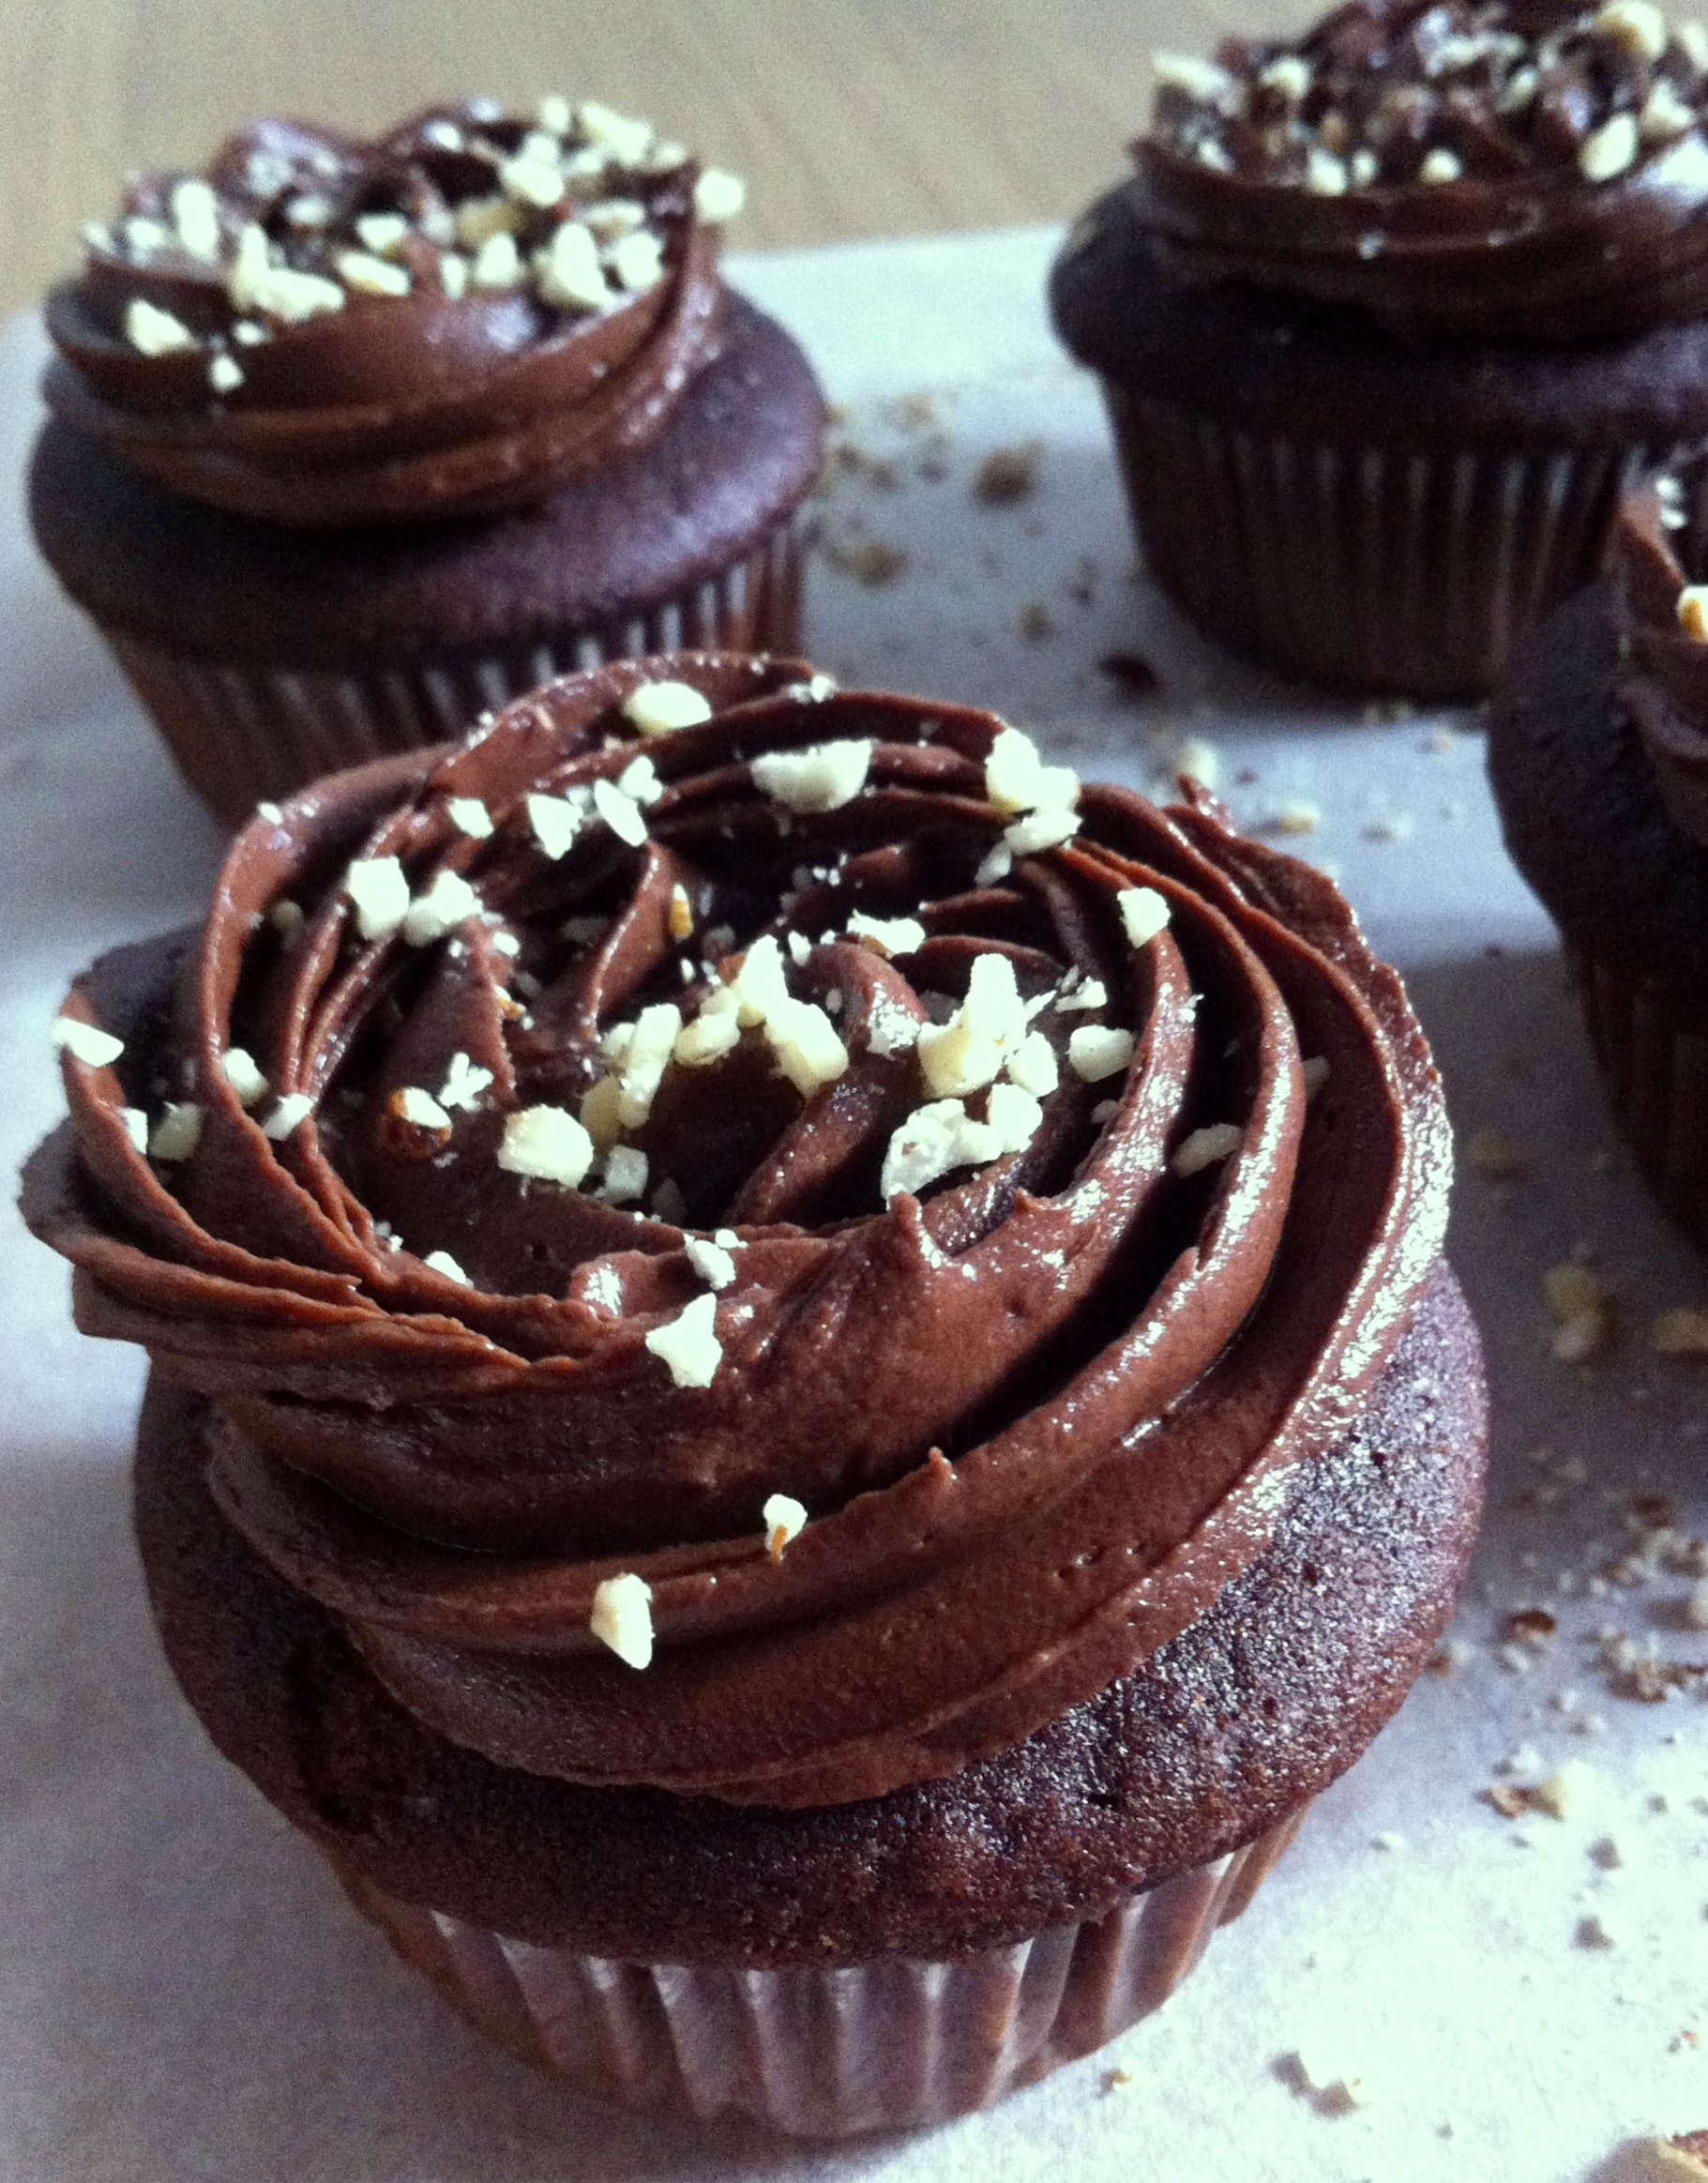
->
[22,655,1488,2133]
[29,102,824,823]
[1489,451,1708,1239]
[1050,0,1708,699]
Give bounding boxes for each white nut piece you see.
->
[124,298,195,355]
[497,1105,596,1188]
[752,739,873,813]
[644,1291,723,1388]
[622,679,714,735]
[1580,110,1640,182]
[694,168,747,222]
[51,1016,125,1067]
[344,856,411,941]
[590,1571,655,1668]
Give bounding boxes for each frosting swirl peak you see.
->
[23,656,1452,1808]
[42,99,742,524]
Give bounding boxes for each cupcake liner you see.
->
[327,1806,1306,2137]
[1101,381,1650,699]
[100,520,805,826]
[1569,945,1708,1242]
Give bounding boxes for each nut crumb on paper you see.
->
[973,440,1042,504]
[1019,601,1054,641]
[822,536,908,586]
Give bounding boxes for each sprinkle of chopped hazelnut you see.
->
[1577,1911,1619,1948]
[1595,0,1669,59]
[1005,806,1081,855]
[918,952,1030,1099]
[124,297,196,356]
[1418,146,1465,183]
[847,911,926,958]
[1171,1120,1244,1175]
[526,790,584,860]
[985,725,1079,819]
[261,1091,314,1142]
[51,1016,124,1068]
[170,176,221,259]
[685,1236,737,1290]
[1642,76,1698,139]
[590,1571,654,1667]
[881,1093,1028,1201]
[1069,1024,1139,1085]
[1274,800,1321,836]
[437,1052,493,1114]
[1151,51,1242,106]
[599,1143,649,1205]
[401,868,480,947]
[338,250,411,297]
[763,1491,808,1560]
[645,1291,722,1387]
[1005,1028,1060,1099]
[622,679,713,735]
[1680,584,1708,641]
[752,739,873,814]
[1117,886,1170,947]
[148,1101,204,1160]
[228,223,344,321]
[497,1104,595,1188]
[471,230,524,290]
[668,884,694,942]
[221,1048,269,1108]
[446,796,493,839]
[1580,109,1640,181]
[345,856,410,942]
[579,1072,625,1147]
[422,1249,471,1285]
[673,988,743,1067]
[208,353,244,394]
[1505,1606,1558,1647]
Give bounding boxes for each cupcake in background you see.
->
[23,652,1487,2133]
[30,99,825,823]
[1051,0,1708,700]
[1491,450,1708,1242]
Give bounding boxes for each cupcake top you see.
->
[42,99,747,525]
[1126,0,1708,340]
[23,655,1451,1810]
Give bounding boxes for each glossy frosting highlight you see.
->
[41,100,733,524]
[23,655,1454,1809]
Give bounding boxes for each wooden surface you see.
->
[0,0,1315,312]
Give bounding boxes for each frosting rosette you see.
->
[23,653,1453,1810]
[41,98,742,524]
[1132,0,1708,341]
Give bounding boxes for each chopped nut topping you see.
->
[984,725,1078,816]
[644,1291,722,1387]
[622,679,714,735]
[694,168,747,222]
[616,1001,685,1126]
[170,176,221,259]
[673,988,743,1067]
[593,775,648,846]
[446,796,493,839]
[1417,145,1464,182]
[124,298,195,356]
[1679,584,1708,640]
[1596,0,1670,58]
[847,911,926,957]
[220,1047,269,1108]
[589,1571,654,1668]
[1580,109,1640,180]
[1117,886,1170,947]
[752,739,874,814]
[1005,1028,1060,1098]
[114,1106,147,1155]
[401,868,481,947]
[763,1491,808,1559]
[147,1101,204,1160]
[51,1016,124,1068]
[535,220,610,308]
[579,1071,625,1146]
[1052,976,1110,1012]
[338,250,412,296]
[599,1143,649,1205]
[526,790,585,859]
[686,1236,737,1289]
[387,1086,453,1152]
[918,952,1030,1099]
[1068,1024,1138,1085]
[610,229,665,292]
[260,1091,314,1142]
[615,753,663,805]
[437,1052,493,1113]
[1152,51,1243,108]
[344,856,411,941]
[975,841,1015,887]
[669,884,694,941]
[1171,1120,1244,1175]
[228,224,345,322]
[422,1248,472,1284]
[497,1104,595,1187]
[881,1095,1023,1201]
[208,353,244,394]
[973,441,1043,504]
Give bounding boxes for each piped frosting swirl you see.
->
[23,654,1453,1809]
[1128,0,1708,341]
[42,99,742,524]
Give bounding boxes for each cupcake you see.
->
[29,101,824,824]
[22,654,1488,2134]
[1050,0,1708,699]
[1489,450,1708,1240]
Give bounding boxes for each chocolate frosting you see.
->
[41,101,732,525]
[1609,453,1708,838]
[1128,0,1708,341]
[22,653,1453,1810]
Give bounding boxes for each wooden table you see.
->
[0,0,1316,312]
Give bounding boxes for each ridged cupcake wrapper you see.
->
[99,521,805,826]
[327,1806,1306,2138]
[1570,945,1708,1244]
[1102,383,1651,699]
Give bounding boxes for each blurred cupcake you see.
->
[1051,0,1708,699]
[23,654,1487,2133]
[30,100,824,822]
[1490,450,1708,1239]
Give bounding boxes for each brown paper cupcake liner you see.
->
[326,1805,1306,2137]
[1102,382,1650,699]
[1569,945,1708,1243]
[100,521,806,826]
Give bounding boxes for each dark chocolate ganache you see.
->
[1610,450,1708,837]
[1126,0,1708,341]
[23,654,1453,1809]
[41,99,741,525]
